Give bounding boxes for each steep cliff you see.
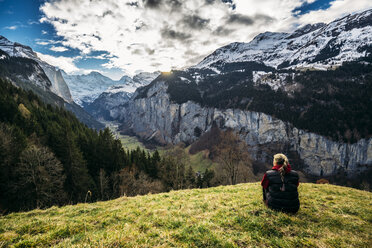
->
[0,35,73,103]
[38,64,73,103]
[119,81,371,177]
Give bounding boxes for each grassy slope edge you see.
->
[0,183,371,248]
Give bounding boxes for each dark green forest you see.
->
[0,78,212,213]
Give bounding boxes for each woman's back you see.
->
[265,169,300,213]
[261,153,300,213]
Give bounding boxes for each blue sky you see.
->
[1,0,371,79]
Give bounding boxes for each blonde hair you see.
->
[273,153,289,183]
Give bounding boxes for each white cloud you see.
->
[41,30,48,35]
[4,25,17,30]
[39,0,372,75]
[36,52,80,73]
[49,45,69,52]
[35,39,62,46]
[27,20,39,25]
[36,41,49,46]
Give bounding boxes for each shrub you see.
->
[316,179,330,184]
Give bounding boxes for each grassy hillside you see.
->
[1,183,371,247]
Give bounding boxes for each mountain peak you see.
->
[0,35,10,42]
[118,75,132,84]
[88,71,103,76]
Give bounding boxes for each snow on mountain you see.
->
[61,71,121,106]
[133,72,161,85]
[83,71,160,120]
[62,71,160,107]
[195,9,372,71]
[0,35,73,102]
[0,36,103,129]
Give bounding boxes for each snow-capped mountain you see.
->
[133,72,161,85]
[83,71,160,120]
[62,71,160,107]
[0,35,103,129]
[0,49,52,91]
[61,71,121,106]
[111,72,161,95]
[0,35,73,102]
[195,9,372,71]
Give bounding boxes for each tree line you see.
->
[0,78,217,213]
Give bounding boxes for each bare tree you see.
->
[214,130,253,185]
[16,145,66,209]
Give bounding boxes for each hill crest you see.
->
[1,183,371,247]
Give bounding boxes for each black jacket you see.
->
[264,169,300,213]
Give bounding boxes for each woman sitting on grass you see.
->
[261,153,300,213]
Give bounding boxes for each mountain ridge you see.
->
[195,9,372,71]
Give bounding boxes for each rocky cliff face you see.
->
[0,35,73,103]
[39,64,73,103]
[120,81,371,177]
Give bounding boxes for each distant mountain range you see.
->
[82,71,160,120]
[61,70,159,107]
[0,35,102,129]
[0,35,159,128]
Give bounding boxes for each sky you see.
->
[1,0,371,80]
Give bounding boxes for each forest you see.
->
[0,78,222,213]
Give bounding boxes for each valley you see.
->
[2,9,371,191]
[0,2,371,247]
[103,121,148,151]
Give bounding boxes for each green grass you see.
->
[103,121,148,151]
[1,183,371,247]
[119,135,148,151]
[185,147,215,173]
